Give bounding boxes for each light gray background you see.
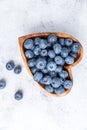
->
[0,0,87,130]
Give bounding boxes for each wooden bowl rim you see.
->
[18,32,83,97]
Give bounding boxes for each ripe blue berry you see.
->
[34,46,41,56]
[14,65,22,74]
[59,70,68,79]
[24,39,34,50]
[39,39,47,49]
[40,49,47,56]
[65,56,74,65]
[42,75,52,85]
[15,90,23,100]
[34,37,41,45]
[34,72,43,82]
[53,43,62,54]
[51,77,61,88]
[47,34,57,43]
[36,58,46,70]
[45,85,54,93]
[70,52,77,59]
[49,71,57,77]
[48,50,55,58]
[31,67,37,74]
[6,61,15,71]
[61,47,69,58]
[41,68,48,74]
[71,43,81,53]
[25,50,34,58]
[54,86,65,94]
[59,38,65,46]
[55,66,62,73]
[28,58,36,67]
[0,80,6,89]
[65,38,73,46]
[54,56,65,65]
[64,80,73,89]
[47,61,57,71]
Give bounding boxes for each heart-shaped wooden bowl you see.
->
[18,32,83,97]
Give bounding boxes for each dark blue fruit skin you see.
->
[34,72,43,82]
[71,43,81,53]
[61,47,69,58]
[45,85,54,93]
[59,38,65,46]
[59,70,68,79]
[25,50,34,58]
[42,75,52,85]
[14,65,22,74]
[64,80,73,89]
[28,58,36,67]
[40,49,48,57]
[34,37,41,45]
[51,77,61,88]
[54,86,65,94]
[34,46,41,56]
[41,68,48,74]
[65,56,74,65]
[15,90,23,100]
[6,61,15,71]
[47,61,57,71]
[55,66,62,73]
[36,58,46,70]
[47,34,57,44]
[0,80,6,89]
[54,56,65,65]
[65,38,73,46]
[39,39,47,49]
[48,50,55,58]
[31,67,37,74]
[24,39,34,50]
[53,43,62,54]
[70,52,77,59]
[49,71,57,77]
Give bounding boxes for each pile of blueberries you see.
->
[24,34,81,95]
[0,61,23,100]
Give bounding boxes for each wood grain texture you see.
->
[18,32,83,97]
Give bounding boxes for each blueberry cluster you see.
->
[24,34,81,95]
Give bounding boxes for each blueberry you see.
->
[31,67,37,74]
[42,68,48,74]
[42,75,52,85]
[61,47,69,58]
[59,70,68,79]
[36,58,46,70]
[65,38,73,46]
[55,66,62,73]
[25,50,34,58]
[53,43,62,54]
[49,71,57,77]
[47,61,57,71]
[6,61,15,71]
[0,80,6,89]
[64,80,73,89]
[48,50,55,58]
[34,72,43,82]
[54,86,65,94]
[34,46,41,56]
[45,85,54,93]
[65,56,74,65]
[34,37,41,45]
[24,39,34,50]
[47,34,57,43]
[70,52,78,59]
[15,90,23,100]
[28,58,36,67]
[39,39,47,49]
[14,65,22,74]
[71,43,81,53]
[51,77,61,88]
[54,56,65,65]
[40,49,47,57]
[59,38,65,46]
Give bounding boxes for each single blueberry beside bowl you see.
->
[15,90,23,100]
[14,65,22,74]
[6,61,15,71]
[0,80,6,89]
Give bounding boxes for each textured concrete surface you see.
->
[0,0,87,130]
